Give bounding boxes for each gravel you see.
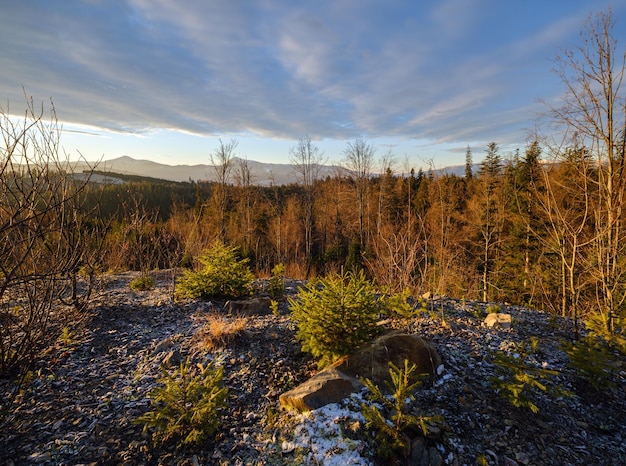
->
[1,271,624,465]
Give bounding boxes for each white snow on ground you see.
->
[282,366,453,465]
[283,393,373,465]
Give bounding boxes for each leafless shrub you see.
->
[0,95,105,380]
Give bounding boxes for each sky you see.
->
[2,0,626,171]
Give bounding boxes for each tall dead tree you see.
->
[289,135,324,266]
[531,145,594,326]
[343,137,375,247]
[234,155,255,256]
[548,10,626,335]
[210,139,237,241]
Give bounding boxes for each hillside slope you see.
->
[1,272,624,465]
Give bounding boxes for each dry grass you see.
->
[194,315,248,351]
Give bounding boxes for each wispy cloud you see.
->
[0,0,623,161]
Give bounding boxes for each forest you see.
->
[90,134,622,326]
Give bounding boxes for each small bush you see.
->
[270,299,280,316]
[134,357,228,446]
[470,306,485,319]
[268,263,286,299]
[288,269,383,368]
[176,241,254,299]
[584,312,626,353]
[361,360,440,461]
[57,327,76,349]
[380,288,414,319]
[130,274,155,291]
[562,312,625,391]
[194,315,248,351]
[563,336,619,391]
[490,337,571,413]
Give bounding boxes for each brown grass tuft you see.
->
[195,315,248,351]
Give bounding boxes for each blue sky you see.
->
[2,0,625,171]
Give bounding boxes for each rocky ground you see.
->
[1,271,625,465]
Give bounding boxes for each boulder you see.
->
[409,437,443,466]
[224,297,272,316]
[333,333,441,388]
[279,333,441,412]
[484,313,512,329]
[278,367,361,412]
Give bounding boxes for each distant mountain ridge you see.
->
[76,155,471,185]
[79,156,347,186]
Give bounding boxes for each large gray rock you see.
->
[279,333,441,412]
[409,437,443,466]
[334,333,441,387]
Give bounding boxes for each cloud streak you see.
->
[1,0,624,162]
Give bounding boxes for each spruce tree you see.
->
[288,269,382,367]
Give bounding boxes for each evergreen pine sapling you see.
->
[288,269,382,368]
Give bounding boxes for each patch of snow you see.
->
[288,394,372,465]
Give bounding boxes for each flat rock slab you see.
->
[279,367,361,412]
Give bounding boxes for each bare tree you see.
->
[210,138,237,240]
[516,141,542,296]
[265,172,284,266]
[343,137,375,246]
[365,221,423,292]
[527,141,594,329]
[289,135,325,265]
[376,151,395,238]
[420,159,467,299]
[547,10,626,335]
[234,156,255,255]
